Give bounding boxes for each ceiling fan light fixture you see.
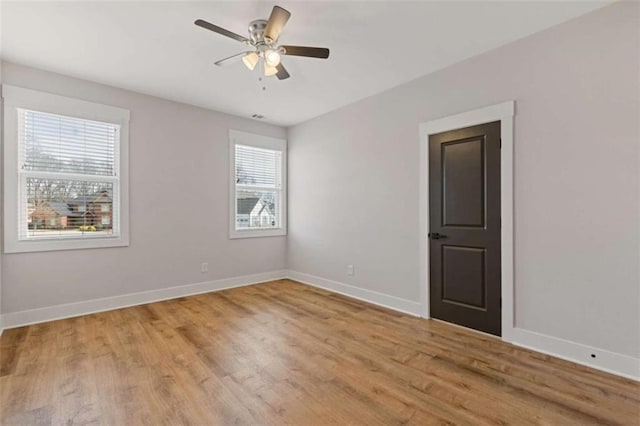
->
[195,5,330,81]
[265,49,281,67]
[242,52,259,70]
[264,61,278,76]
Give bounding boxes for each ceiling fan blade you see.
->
[280,45,330,59]
[264,6,291,43]
[214,51,253,67]
[195,19,249,43]
[275,63,290,80]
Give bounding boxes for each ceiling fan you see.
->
[195,5,330,80]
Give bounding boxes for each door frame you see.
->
[419,101,515,341]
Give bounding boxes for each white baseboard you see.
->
[287,270,422,317]
[511,327,639,381]
[1,270,287,329]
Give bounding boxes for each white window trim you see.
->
[229,130,287,239]
[2,84,130,253]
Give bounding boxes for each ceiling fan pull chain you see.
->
[258,76,267,92]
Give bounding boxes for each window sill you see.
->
[229,228,287,239]
[4,235,129,253]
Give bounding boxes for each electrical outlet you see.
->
[201,262,208,273]
[347,264,354,276]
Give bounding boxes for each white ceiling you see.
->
[1,1,609,126]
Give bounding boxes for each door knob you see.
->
[428,232,447,240]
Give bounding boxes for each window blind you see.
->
[20,109,117,176]
[235,144,281,187]
[17,108,120,240]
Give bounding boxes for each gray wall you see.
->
[0,59,3,328]
[287,2,639,357]
[1,61,287,313]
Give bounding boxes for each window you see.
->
[2,85,130,253]
[229,130,286,238]
[101,204,110,212]
[101,216,110,225]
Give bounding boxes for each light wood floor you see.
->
[1,279,638,425]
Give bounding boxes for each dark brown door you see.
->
[429,121,501,336]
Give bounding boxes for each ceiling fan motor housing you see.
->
[248,20,269,45]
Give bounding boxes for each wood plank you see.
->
[1,279,638,425]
